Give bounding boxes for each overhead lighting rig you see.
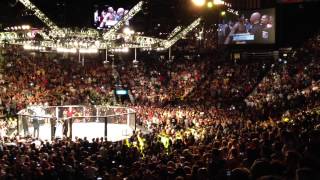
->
[18,0,65,37]
[0,0,202,51]
[167,26,182,40]
[4,25,31,31]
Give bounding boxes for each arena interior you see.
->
[0,0,319,179]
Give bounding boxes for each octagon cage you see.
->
[17,105,136,142]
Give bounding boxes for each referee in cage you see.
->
[32,116,40,138]
[50,117,56,140]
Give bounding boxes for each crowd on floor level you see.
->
[0,31,319,179]
[0,107,319,180]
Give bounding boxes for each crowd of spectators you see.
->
[185,61,269,106]
[0,30,319,179]
[0,46,115,112]
[117,55,211,105]
[245,44,320,118]
[0,107,319,179]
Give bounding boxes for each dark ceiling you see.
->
[0,0,319,45]
[0,0,277,30]
[0,0,194,34]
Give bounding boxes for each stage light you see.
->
[227,8,238,16]
[142,48,152,51]
[192,0,205,7]
[156,47,165,51]
[94,40,101,47]
[213,0,224,5]
[221,11,226,16]
[57,47,64,52]
[23,45,45,51]
[73,41,79,46]
[27,32,32,38]
[123,27,134,35]
[57,47,77,53]
[79,48,98,54]
[123,27,130,34]
[23,44,32,50]
[22,25,31,30]
[207,2,213,8]
[122,47,129,52]
[224,2,232,7]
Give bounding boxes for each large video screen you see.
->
[94,5,129,29]
[218,8,276,45]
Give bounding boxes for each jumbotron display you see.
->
[218,8,276,45]
[94,5,129,29]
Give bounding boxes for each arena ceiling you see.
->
[0,0,319,44]
[0,0,197,37]
[0,0,277,34]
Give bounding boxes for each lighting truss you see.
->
[162,18,201,49]
[61,28,100,39]
[1,1,201,50]
[0,30,165,49]
[18,0,65,37]
[17,0,145,42]
[37,31,50,40]
[0,32,18,41]
[167,26,182,40]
